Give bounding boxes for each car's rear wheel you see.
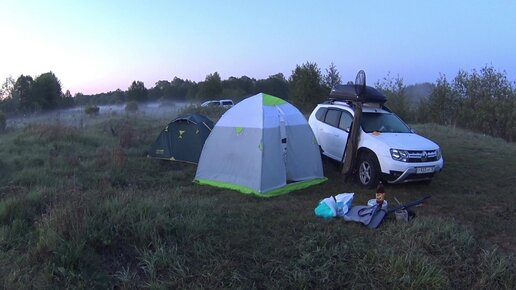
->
[357,152,380,188]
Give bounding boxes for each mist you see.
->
[5,101,195,129]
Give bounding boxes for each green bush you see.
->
[125,101,138,113]
[178,104,227,121]
[84,105,99,115]
[0,110,6,132]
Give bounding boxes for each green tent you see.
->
[148,113,214,164]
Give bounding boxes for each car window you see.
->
[339,112,353,131]
[315,107,327,121]
[222,101,233,106]
[208,102,220,107]
[324,109,340,127]
[361,112,411,133]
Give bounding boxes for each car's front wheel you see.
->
[357,152,380,188]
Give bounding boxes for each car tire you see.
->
[357,152,380,188]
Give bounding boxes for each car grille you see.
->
[406,150,439,163]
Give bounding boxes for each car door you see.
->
[318,109,352,160]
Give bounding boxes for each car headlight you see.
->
[436,148,442,160]
[390,149,409,162]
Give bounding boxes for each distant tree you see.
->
[1,76,15,100]
[185,80,199,100]
[0,110,5,132]
[169,77,195,100]
[12,75,34,113]
[288,62,325,112]
[323,62,342,92]
[236,76,254,95]
[126,81,147,102]
[419,75,460,126]
[412,65,516,141]
[30,72,63,111]
[509,98,516,142]
[197,72,222,100]
[221,77,246,101]
[84,105,100,115]
[63,90,72,99]
[221,75,256,101]
[125,101,139,112]
[404,82,435,105]
[0,76,17,114]
[376,73,410,121]
[454,65,514,139]
[113,89,125,103]
[150,80,171,100]
[255,73,288,100]
[60,89,75,108]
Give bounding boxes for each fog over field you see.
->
[5,101,194,128]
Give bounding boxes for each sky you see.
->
[1,0,515,95]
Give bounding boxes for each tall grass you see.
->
[0,116,514,288]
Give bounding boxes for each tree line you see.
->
[1,64,515,141]
[0,72,74,115]
[378,66,516,142]
[0,62,341,115]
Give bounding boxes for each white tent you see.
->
[195,93,326,197]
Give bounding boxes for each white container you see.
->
[367,199,388,209]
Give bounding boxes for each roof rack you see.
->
[325,96,391,113]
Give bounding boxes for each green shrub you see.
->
[178,104,227,121]
[125,101,138,113]
[84,105,99,115]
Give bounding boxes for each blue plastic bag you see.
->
[314,197,337,219]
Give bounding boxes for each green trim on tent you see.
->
[262,94,286,106]
[194,177,327,198]
[235,127,244,135]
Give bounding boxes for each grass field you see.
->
[0,108,514,289]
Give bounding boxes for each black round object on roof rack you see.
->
[355,70,366,96]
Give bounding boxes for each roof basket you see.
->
[329,84,387,104]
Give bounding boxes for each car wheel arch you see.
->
[356,148,381,188]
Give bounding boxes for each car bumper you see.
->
[380,159,444,184]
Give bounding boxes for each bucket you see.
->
[367,199,388,209]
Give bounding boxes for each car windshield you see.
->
[361,112,411,133]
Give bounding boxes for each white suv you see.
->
[308,87,444,187]
[201,99,234,108]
